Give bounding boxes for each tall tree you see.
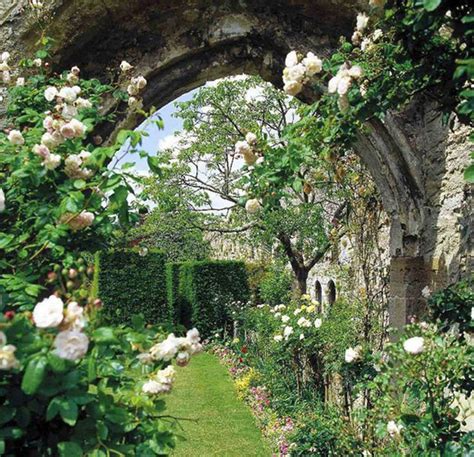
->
[144,76,367,293]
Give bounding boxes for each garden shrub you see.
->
[259,264,293,306]
[179,260,250,336]
[246,262,269,304]
[94,249,169,325]
[289,404,362,456]
[428,280,474,336]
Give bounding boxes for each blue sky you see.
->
[127,89,196,172]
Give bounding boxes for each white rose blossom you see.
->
[44,86,59,101]
[53,330,89,361]
[59,87,78,103]
[314,318,322,328]
[274,335,283,342]
[43,153,61,170]
[7,130,24,145]
[283,80,303,96]
[33,295,64,328]
[403,336,424,354]
[0,344,19,370]
[75,97,92,109]
[285,51,299,68]
[120,60,133,72]
[283,326,294,339]
[345,346,361,363]
[287,63,307,83]
[356,13,369,32]
[33,144,50,159]
[142,379,170,394]
[386,420,403,437]
[64,301,86,330]
[1,51,10,62]
[302,52,323,76]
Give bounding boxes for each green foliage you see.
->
[289,404,362,456]
[126,209,211,263]
[166,262,187,326]
[94,249,169,325]
[359,323,473,455]
[246,0,473,205]
[428,280,474,336]
[179,260,250,336]
[259,264,293,306]
[245,262,269,304]
[0,313,179,456]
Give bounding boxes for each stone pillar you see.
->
[389,256,429,330]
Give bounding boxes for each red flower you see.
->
[241,345,248,354]
[4,310,15,320]
[239,357,244,363]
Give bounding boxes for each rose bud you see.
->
[47,271,58,282]
[4,310,15,320]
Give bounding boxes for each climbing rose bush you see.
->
[0,41,151,310]
[356,323,473,455]
[0,306,202,455]
[0,41,204,455]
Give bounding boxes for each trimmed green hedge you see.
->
[179,260,250,336]
[94,249,169,325]
[165,262,190,327]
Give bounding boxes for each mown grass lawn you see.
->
[165,352,271,457]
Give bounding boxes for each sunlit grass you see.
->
[165,352,271,457]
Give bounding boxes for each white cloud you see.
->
[285,108,301,124]
[158,134,181,151]
[245,86,265,103]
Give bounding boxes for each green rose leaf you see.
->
[92,327,118,344]
[58,441,83,457]
[59,399,79,426]
[21,356,48,395]
[423,0,441,11]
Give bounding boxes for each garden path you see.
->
[165,352,271,457]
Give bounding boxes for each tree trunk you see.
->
[295,267,308,295]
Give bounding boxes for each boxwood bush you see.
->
[94,249,169,325]
[179,260,250,336]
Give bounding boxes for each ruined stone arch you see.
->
[326,280,336,307]
[1,0,471,327]
[314,280,323,309]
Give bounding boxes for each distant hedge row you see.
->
[179,260,250,336]
[94,251,250,334]
[94,249,170,325]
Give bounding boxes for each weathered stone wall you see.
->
[1,0,471,327]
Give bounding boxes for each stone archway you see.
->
[326,280,336,307]
[315,280,323,309]
[1,0,471,327]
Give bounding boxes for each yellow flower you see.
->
[306,305,316,313]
